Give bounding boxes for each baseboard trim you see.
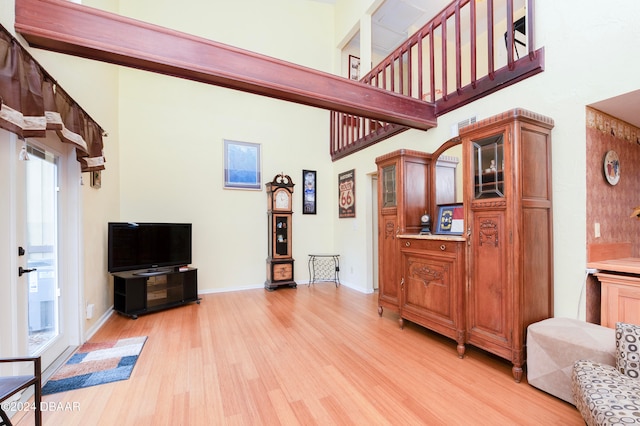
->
[197,280,373,295]
[84,307,114,341]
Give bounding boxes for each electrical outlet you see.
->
[86,303,94,320]
[594,222,601,238]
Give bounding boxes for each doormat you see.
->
[42,336,147,395]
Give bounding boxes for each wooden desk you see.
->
[587,258,640,328]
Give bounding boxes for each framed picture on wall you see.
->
[435,203,464,235]
[302,170,316,214]
[338,169,355,218]
[223,139,262,190]
[90,170,101,189]
[349,55,360,80]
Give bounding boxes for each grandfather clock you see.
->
[265,173,297,290]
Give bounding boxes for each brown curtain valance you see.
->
[0,24,105,172]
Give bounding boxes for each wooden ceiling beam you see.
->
[14,0,436,130]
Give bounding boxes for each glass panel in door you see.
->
[25,146,59,355]
[472,134,504,199]
[382,165,396,207]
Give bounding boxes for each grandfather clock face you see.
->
[273,188,292,211]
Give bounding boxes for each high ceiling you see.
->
[370,0,450,54]
[344,0,450,56]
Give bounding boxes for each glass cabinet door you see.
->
[382,165,396,207]
[275,216,289,256]
[472,134,504,199]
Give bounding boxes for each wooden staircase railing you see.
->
[330,0,543,161]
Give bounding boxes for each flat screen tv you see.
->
[108,222,192,274]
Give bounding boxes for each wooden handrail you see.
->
[330,0,544,161]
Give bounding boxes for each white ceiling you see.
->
[344,0,450,56]
[589,90,640,129]
[371,0,450,53]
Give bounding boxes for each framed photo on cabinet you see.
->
[223,139,261,190]
[303,170,316,214]
[435,203,464,235]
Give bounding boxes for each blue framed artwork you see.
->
[303,169,316,214]
[435,203,464,235]
[223,139,261,190]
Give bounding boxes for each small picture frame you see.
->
[302,170,316,214]
[223,139,262,190]
[90,170,101,189]
[435,203,464,235]
[348,55,360,80]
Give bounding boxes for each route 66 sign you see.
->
[338,169,355,218]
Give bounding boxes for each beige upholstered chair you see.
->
[0,357,42,426]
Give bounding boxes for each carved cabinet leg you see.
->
[378,306,383,316]
[512,365,523,383]
[456,331,466,358]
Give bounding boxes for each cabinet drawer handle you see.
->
[405,241,411,247]
[440,244,446,251]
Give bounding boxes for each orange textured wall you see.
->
[586,107,640,256]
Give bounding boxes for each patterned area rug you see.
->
[42,336,147,395]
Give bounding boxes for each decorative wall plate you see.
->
[603,150,620,185]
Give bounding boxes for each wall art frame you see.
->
[338,169,356,218]
[90,170,101,189]
[348,55,360,80]
[223,139,262,190]
[302,169,317,214]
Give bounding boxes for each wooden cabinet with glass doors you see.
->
[460,108,554,382]
[375,150,432,320]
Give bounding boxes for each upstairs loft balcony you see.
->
[330,0,543,161]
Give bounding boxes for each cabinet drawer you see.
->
[399,238,459,254]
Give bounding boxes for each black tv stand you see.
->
[112,267,199,319]
[134,268,174,277]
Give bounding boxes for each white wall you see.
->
[116,0,337,291]
[117,71,334,290]
[120,0,336,72]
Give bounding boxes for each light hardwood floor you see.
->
[17,284,583,425]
